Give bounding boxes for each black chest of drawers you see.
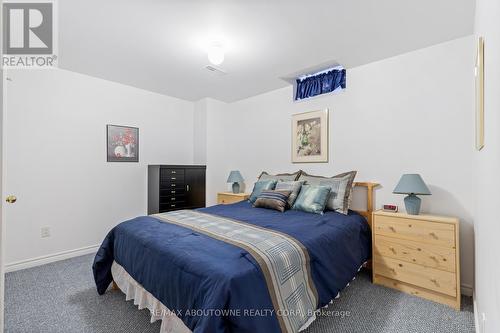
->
[148,165,206,214]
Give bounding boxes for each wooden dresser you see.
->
[372,210,460,310]
[217,192,250,204]
[148,165,206,214]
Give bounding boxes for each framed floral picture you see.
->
[107,125,139,162]
[292,109,329,163]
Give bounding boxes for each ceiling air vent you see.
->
[205,65,227,75]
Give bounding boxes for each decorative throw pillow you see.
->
[249,179,278,203]
[299,171,357,214]
[275,180,305,207]
[253,190,292,212]
[292,185,331,215]
[258,171,301,182]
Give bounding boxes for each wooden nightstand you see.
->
[372,210,460,310]
[217,192,250,204]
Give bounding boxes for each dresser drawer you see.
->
[373,255,457,297]
[160,188,185,196]
[374,235,456,272]
[160,168,185,177]
[373,274,460,310]
[160,181,186,189]
[160,202,185,211]
[160,194,186,204]
[160,174,185,183]
[374,215,455,247]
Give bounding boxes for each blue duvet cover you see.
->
[93,201,371,333]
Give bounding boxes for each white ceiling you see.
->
[59,0,475,102]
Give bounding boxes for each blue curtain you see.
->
[295,68,346,100]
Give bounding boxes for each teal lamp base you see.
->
[232,182,240,194]
[404,194,421,215]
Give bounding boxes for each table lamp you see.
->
[227,170,244,194]
[393,174,431,215]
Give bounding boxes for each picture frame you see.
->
[292,109,329,163]
[106,125,139,162]
[475,37,484,151]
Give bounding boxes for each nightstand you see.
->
[217,192,250,204]
[372,210,460,310]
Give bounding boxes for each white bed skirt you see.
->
[111,261,361,333]
[111,261,192,333]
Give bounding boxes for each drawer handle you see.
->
[429,255,438,261]
[389,226,396,232]
[430,278,439,286]
[171,198,175,201]
[171,171,176,174]
[398,263,403,267]
[171,191,176,194]
[171,184,176,187]
[429,232,438,239]
[171,177,176,180]
[171,204,176,207]
[389,247,396,254]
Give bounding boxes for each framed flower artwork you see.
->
[292,109,329,163]
[106,125,139,162]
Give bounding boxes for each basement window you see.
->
[295,66,346,101]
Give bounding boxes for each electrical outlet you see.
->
[41,227,51,238]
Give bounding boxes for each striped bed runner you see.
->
[153,210,318,333]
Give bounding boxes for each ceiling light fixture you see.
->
[207,42,225,66]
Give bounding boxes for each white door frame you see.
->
[0,68,4,333]
[0,1,5,330]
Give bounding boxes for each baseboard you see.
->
[5,244,99,273]
[461,283,473,297]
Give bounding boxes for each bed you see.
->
[93,182,378,333]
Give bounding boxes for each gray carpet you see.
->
[5,254,475,333]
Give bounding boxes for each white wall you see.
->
[205,98,231,194]
[3,69,194,266]
[205,37,476,292]
[474,1,500,332]
[193,99,208,164]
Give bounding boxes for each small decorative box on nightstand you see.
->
[217,192,250,205]
[372,210,461,310]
